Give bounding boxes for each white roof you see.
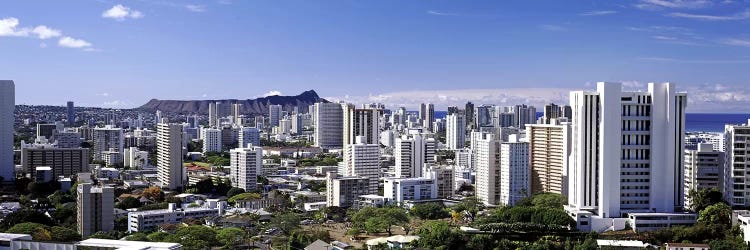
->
[78,239,181,250]
[596,240,649,247]
[0,233,32,241]
[366,235,420,246]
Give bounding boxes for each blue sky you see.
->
[2,0,750,112]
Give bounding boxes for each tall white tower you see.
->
[446,113,466,150]
[230,146,262,191]
[157,122,185,190]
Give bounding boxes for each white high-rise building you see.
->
[157,122,185,190]
[0,81,13,182]
[343,136,380,194]
[269,104,282,128]
[313,102,344,149]
[684,143,724,209]
[685,132,725,152]
[92,125,124,163]
[475,133,501,205]
[395,134,427,178]
[239,127,260,148]
[77,183,114,237]
[291,113,303,134]
[446,113,466,150]
[124,147,149,169]
[526,120,571,195]
[343,105,380,147]
[500,139,530,206]
[201,128,222,153]
[230,146,262,192]
[567,82,687,222]
[232,103,243,125]
[512,104,537,130]
[724,121,750,206]
[326,172,370,208]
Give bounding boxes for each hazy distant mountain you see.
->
[137,90,327,115]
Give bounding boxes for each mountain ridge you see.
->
[137,90,327,114]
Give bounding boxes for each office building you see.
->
[124,147,149,169]
[208,102,218,127]
[512,104,537,130]
[343,136,380,194]
[92,126,124,163]
[37,123,58,140]
[684,132,725,152]
[343,105,380,146]
[313,102,344,149]
[128,202,224,232]
[67,101,75,126]
[325,172,370,208]
[201,128,222,153]
[77,183,114,237]
[229,146,262,191]
[566,82,687,232]
[269,104,282,128]
[425,165,454,199]
[54,130,82,148]
[157,122,185,190]
[684,143,724,209]
[500,139,529,206]
[526,120,571,195]
[384,177,438,204]
[238,127,260,148]
[419,103,435,131]
[232,103,242,125]
[465,101,475,130]
[21,138,90,180]
[446,113,466,150]
[724,121,750,206]
[291,113,303,134]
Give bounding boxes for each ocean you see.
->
[433,111,750,133]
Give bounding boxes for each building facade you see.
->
[77,183,114,237]
[229,146,262,191]
[157,122,185,190]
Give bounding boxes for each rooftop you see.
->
[78,238,181,250]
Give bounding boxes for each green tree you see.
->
[688,188,724,213]
[411,202,450,220]
[467,234,495,250]
[226,187,245,198]
[270,212,301,234]
[164,225,218,250]
[227,192,261,203]
[147,231,170,242]
[6,222,52,241]
[216,227,246,248]
[416,221,464,249]
[530,193,567,209]
[50,226,82,242]
[125,232,149,241]
[115,197,142,210]
[0,209,56,230]
[698,203,732,226]
[452,196,484,222]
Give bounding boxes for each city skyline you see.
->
[2,1,750,112]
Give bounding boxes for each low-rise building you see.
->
[383,177,438,204]
[127,201,225,232]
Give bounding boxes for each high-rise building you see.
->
[55,130,82,148]
[419,103,435,131]
[291,113,303,134]
[238,127,260,148]
[724,121,750,206]
[343,136,380,194]
[500,139,530,206]
[541,103,572,124]
[465,101,475,130]
[21,138,90,180]
[201,128,222,153]
[157,122,185,190]
[67,101,75,126]
[395,134,427,178]
[446,113,466,150]
[92,125,124,163]
[513,104,537,129]
[567,82,687,221]
[232,103,243,125]
[77,183,114,237]
[313,102,344,149]
[230,146,262,191]
[343,105,380,146]
[269,104,282,128]
[425,165,455,199]
[526,120,571,195]
[475,133,500,205]
[37,123,58,140]
[684,143,724,209]
[475,105,493,128]
[208,102,218,127]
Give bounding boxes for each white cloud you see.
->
[39,43,47,48]
[217,0,232,5]
[427,10,459,16]
[96,92,110,97]
[259,91,282,97]
[31,25,61,39]
[58,36,92,48]
[0,17,30,37]
[539,24,566,31]
[668,9,750,20]
[721,38,750,47]
[638,56,750,64]
[185,5,207,12]
[102,4,144,20]
[636,0,712,10]
[581,10,617,16]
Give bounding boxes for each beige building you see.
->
[157,122,184,190]
[526,119,571,195]
[77,183,114,237]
